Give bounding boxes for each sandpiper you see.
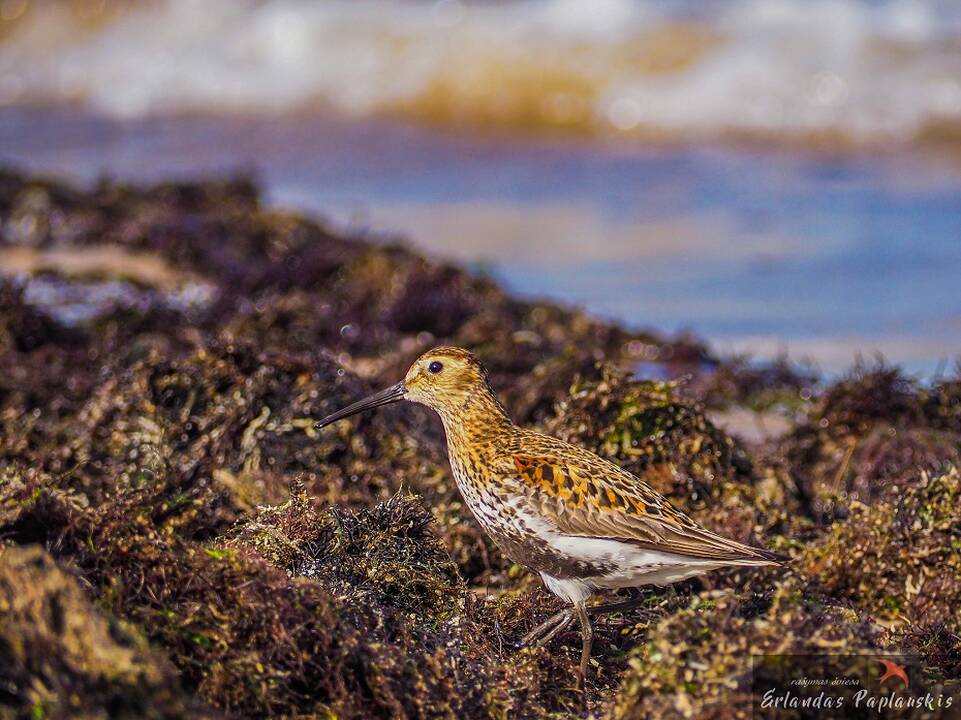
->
[315,347,785,688]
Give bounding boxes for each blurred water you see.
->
[2,107,959,375]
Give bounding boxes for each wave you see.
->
[2,0,961,145]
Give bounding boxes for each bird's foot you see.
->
[514,608,574,649]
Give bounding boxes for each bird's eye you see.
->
[428,360,443,374]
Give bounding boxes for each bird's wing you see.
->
[508,443,783,564]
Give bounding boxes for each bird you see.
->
[315,346,786,689]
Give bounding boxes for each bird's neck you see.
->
[436,387,516,497]
[436,385,515,450]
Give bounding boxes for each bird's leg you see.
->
[515,608,573,649]
[574,601,593,691]
[537,609,574,645]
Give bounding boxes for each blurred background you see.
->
[1,0,960,375]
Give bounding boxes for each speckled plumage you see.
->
[316,346,785,688]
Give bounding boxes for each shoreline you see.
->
[1,167,959,718]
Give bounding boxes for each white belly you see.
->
[515,505,733,601]
[540,542,728,606]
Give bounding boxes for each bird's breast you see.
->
[447,450,511,531]
[447,452,622,579]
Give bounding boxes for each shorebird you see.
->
[315,347,785,688]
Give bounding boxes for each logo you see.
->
[752,654,955,718]
[877,658,909,688]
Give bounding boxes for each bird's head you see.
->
[402,346,489,412]
[314,346,491,428]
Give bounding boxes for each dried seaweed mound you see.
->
[0,544,212,719]
[783,364,961,518]
[611,581,890,720]
[229,489,464,618]
[799,467,961,674]
[1,473,556,718]
[1,169,958,719]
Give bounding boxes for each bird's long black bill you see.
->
[314,381,406,429]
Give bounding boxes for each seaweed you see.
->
[611,579,893,720]
[0,467,573,718]
[228,488,464,618]
[782,363,961,518]
[798,468,961,672]
[0,544,212,720]
[0,168,958,719]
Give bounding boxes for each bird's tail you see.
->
[651,523,791,566]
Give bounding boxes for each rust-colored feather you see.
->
[504,433,784,564]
